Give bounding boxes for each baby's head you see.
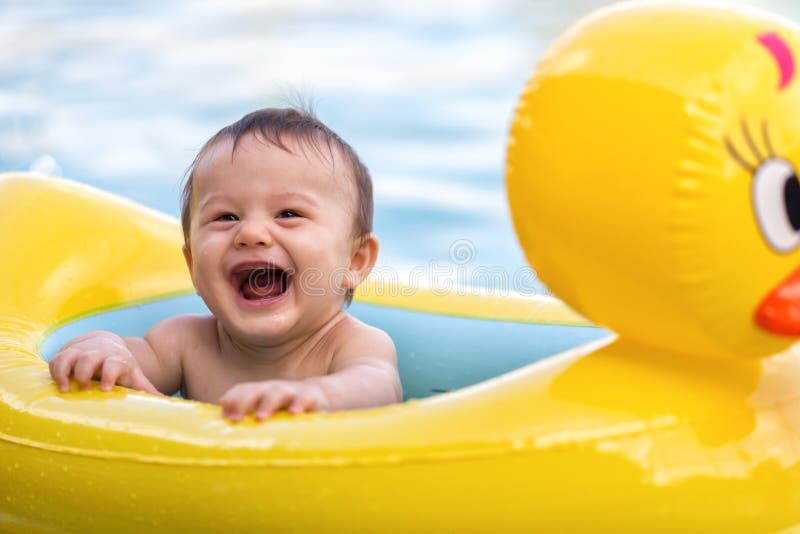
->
[180,108,377,341]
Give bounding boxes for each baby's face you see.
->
[184,132,361,344]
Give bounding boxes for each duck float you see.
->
[2,1,800,531]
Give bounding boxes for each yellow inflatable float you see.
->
[3,1,800,531]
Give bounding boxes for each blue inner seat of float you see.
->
[39,294,610,401]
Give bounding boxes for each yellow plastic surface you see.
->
[0,173,602,532]
[505,0,800,529]
[1,2,800,530]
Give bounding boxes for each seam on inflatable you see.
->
[0,426,669,467]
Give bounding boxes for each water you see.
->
[2,0,799,294]
[38,294,609,399]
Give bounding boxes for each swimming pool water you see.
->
[2,0,798,294]
[39,294,610,400]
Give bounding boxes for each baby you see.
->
[49,107,402,421]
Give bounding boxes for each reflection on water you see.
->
[1,0,798,293]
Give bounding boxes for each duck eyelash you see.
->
[742,119,764,161]
[762,119,776,158]
[724,119,775,173]
[724,137,756,173]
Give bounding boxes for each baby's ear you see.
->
[344,234,379,289]
[182,244,194,280]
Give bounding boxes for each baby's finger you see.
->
[287,394,316,414]
[220,385,263,422]
[255,387,294,420]
[72,354,104,389]
[49,350,79,392]
[128,368,162,396]
[99,357,128,391]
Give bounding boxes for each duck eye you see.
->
[753,157,800,252]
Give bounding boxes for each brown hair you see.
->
[180,107,373,306]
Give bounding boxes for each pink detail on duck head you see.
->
[758,31,795,91]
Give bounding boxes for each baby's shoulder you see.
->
[145,313,218,353]
[327,313,396,371]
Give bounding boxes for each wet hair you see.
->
[180,107,373,306]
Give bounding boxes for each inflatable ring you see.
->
[0,174,608,531]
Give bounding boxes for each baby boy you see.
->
[49,108,402,421]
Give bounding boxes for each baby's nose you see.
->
[235,220,274,248]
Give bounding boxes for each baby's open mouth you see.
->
[232,266,291,300]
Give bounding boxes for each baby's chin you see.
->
[219,316,298,349]
[217,288,350,347]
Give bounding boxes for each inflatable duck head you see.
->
[507,2,800,359]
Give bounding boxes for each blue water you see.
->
[2,0,799,294]
[39,294,609,400]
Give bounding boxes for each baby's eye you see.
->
[277,210,301,219]
[215,213,238,222]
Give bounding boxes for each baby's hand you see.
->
[219,380,330,422]
[49,331,161,394]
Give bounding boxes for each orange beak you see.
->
[756,266,800,336]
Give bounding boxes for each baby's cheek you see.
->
[295,267,333,299]
[296,264,349,301]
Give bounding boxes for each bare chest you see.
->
[180,341,334,404]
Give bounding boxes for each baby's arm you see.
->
[49,316,185,395]
[307,328,401,410]
[219,326,401,421]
